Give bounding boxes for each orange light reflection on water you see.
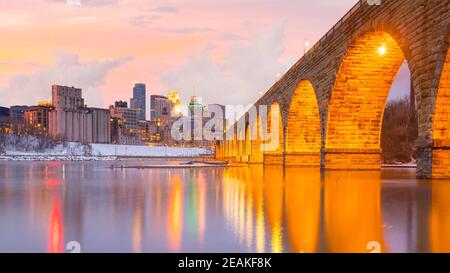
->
[167,175,184,252]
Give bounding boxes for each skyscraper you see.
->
[0,106,10,133]
[150,95,172,123]
[167,91,182,117]
[48,85,110,144]
[131,82,146,121]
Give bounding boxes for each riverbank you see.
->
[110,160,229,169]
[0,154,216,161]
[1,138,213,161]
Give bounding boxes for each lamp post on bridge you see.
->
[304,40,310,55]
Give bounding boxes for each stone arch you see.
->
[228,131,234,161]
[228,138,234,159]
[216,141,223,159]
[243,122,251,162]
[263,102,284,165]
[223,141,226,159]
[249,112,264,164]
[325,31,409,170]
[222,137,230,159]
[286,80,321,166]
[223,140,229,159]
[237,125,245,162]
[432,47,450,178]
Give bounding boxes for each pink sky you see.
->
[1,0,410,114]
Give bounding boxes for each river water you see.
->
[0,161,447,253]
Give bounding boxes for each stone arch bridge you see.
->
[215,0,450,179]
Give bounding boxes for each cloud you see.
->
[154,27,215,34]
[0,52,133,107]
[220,33,244,41]
[161,22,295,108]
[151,6,179,14]
[129,6,178,27]
[130,14,161,27]
[0,61,41,69]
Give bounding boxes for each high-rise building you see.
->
[109,104,139,131]
[115,101,128,108]
[37,100,53,107]
[150,95,172,124]
[9,105,28,134]
[24,104,54,134]
[52,85,84,110]
[137,120,159,143]
[188,96,205,147]
[10,106,28,125]
[189,96,203,118]
[0,107,9,117]
[167,91,182,117]
[0,106,10,133]
[48,85,110,144]
[131,82,146,121]
[109,103,141,145]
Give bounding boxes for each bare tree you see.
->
[381,96,418,164]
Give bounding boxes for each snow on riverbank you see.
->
[90,144,213,157]
[3,143,212,160]
[0,155,117,161]
[1,135,213,160]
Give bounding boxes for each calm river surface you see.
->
[0,161,448,253]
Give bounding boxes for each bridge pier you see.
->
[416,142,432,179]
[285,152,321,167]
[431,149,450,179]
[248,155,264,164]
[239,156,249,163]
[417,140,450,180]
[323,148,381,171]
[263,153,284,165]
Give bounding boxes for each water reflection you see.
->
[0,161,449,253]
[48,196,63,253]
[285,168,321,253]
[167,175,183,252]
[264,167,284,253]
[324,171,385,253]
[45,164,65,253]
[430,181,450,252]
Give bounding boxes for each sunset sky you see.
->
[0,0,410,113]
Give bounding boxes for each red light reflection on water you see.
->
[48,197,64,253]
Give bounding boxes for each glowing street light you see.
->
[378,45,387,56]
[304,40,311,55]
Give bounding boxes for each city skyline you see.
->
[0,0,448,257]
[0,0,410,110]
